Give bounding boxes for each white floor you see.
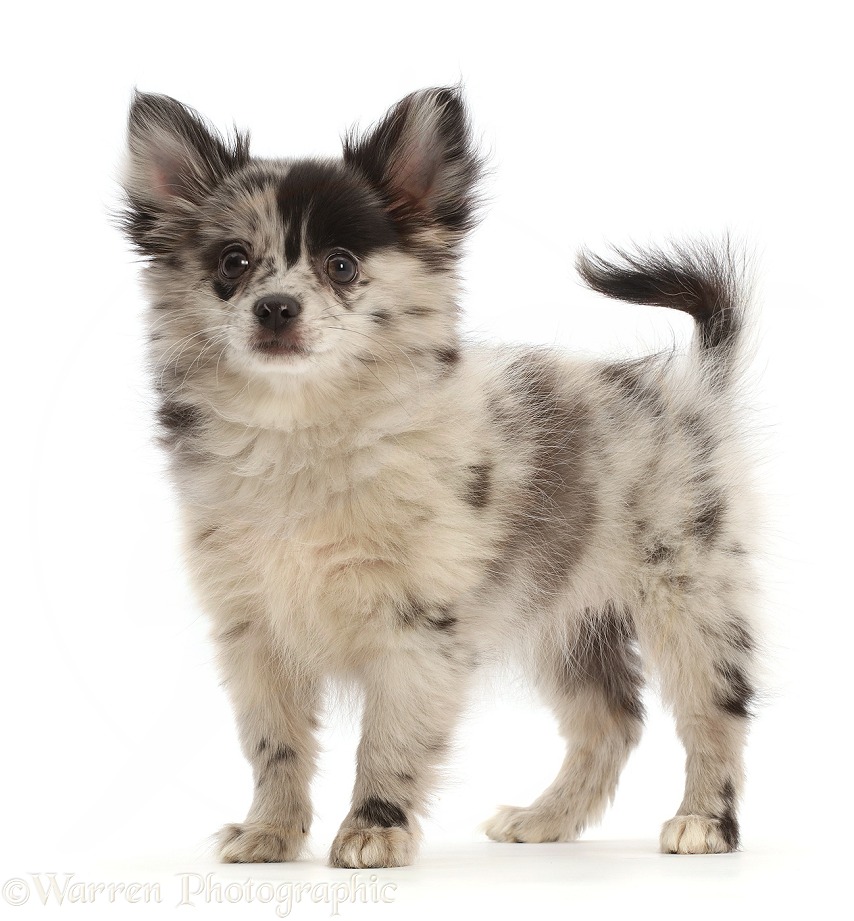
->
[7,836,837,920]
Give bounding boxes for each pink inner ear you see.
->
[393,134,442,210]
[148,141,196,204]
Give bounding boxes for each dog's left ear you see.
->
[343,86,483,244]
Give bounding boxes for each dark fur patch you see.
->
[370,310,392,324]
[275,162,397,266]
[269,744,297,764]
[644,542,675,565]
[487,351,597,597]
[717,779,740,849]
[397,597,427,627]
[715,662,753,718]
[682,411,716,459]
[725,616,754,653]
[397,598,456,632]
[212,278,236,300]
[428,609,457,631]
[218,620,251,643]
[157,400,202,448]
[695,492,725,545]
[255,739,297,788]
[566,606,645,723]
[464,464,492,509]
[600,359,665,416]
[435,346,460,368]
[353,797,407,829]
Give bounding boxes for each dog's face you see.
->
[122,89,482,385]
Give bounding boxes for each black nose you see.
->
[253,294,302,333]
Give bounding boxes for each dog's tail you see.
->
[576,239,749,387]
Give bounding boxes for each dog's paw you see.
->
[217,822,305,863]
[483,804,575,843]
[660,815,738,854]
[329,825,415,868]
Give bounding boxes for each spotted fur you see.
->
[121,86,760,867]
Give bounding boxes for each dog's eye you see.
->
[219,247,251,280]
[325,252,358,284]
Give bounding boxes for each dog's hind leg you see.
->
[484,604,645,842]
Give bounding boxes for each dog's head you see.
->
[121,88,483,394]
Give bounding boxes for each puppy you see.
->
[120,86,758,868]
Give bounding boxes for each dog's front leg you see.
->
[330,629,473,868]
[214,615,321,863]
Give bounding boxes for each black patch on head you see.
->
[464,464,492,509]
[487,351,597,597]
[354,797,408,829]
[275,161,397,266]
[715,662,754,718]
[717,780,740,849]
[695,492,725,545]
[565,605,646,723]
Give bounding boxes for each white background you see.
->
[2,0,852,917]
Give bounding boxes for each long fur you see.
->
[120,86,760,867]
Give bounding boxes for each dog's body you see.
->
[121,87,758,868]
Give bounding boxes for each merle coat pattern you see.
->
[121,86,759,867]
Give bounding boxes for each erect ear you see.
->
[123,91,249,212]
[342,86,483,241]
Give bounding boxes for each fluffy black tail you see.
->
[576,239,747,383]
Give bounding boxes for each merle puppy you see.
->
[121,86,758,868]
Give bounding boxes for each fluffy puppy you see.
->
[120,86,759,868]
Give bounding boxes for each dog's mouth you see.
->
[252,338,310,359]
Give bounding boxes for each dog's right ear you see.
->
[123,91,249,209]
[120,92,249,254]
